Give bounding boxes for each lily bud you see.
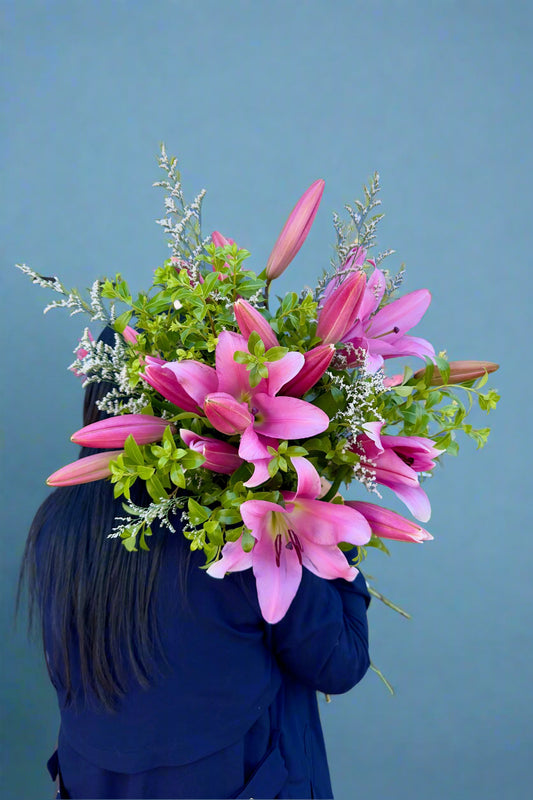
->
[122,326,139,345]
[180,429,244,474]
[46,450,123,486]
[234,299,279,350]
[316,271,366,345]
[71,414,175,448]
[414,360,499,386]
[265,179,325,280]
[204,392,253,435]
[281,344,335,397]
[345,501,433,543]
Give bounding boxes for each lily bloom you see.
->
[207,457,371,623]
[206,331,329,461]
[71,414,174,448]
[265,179,325,280]
[345,501,433,543]
[46,450,123,486]
[339,268,435,372]
[413,360,499,386]
[353,422,444,522]
[180,429,243,474]
[162,330,328,460]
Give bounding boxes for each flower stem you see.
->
[367,586,411,619]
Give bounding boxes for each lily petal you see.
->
[252,524,303,624]
[302,541,358,581]
[286,498,371,546]
[207,539,253,578]
[368,289,432,338]
[215,330,253,400]
[291,456,322,500]
[164,360,218,407]
[252,393,329,439]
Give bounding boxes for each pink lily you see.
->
[413,360,499,386]
[265,179,325,280]
[353,422,444,522]
[339,268,435,372]
[206,332,329,463]
[180,429,243,474]
[316,271,367,345]
[280,344,335,397]
[71,414,175,448]
[46,450,123,486]
[345,501,433,543]
[207,457,371,623]
[234,299,280,351]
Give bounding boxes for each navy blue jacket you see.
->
[43,523,371,799]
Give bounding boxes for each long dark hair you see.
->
[18,328,173,710]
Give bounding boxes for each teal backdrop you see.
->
[2,1,532,798]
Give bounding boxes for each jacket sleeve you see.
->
[269,553,371,695]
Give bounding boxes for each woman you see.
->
[19,327,371,799]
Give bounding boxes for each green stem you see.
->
[263,279,271,311]
[370,662,395,695]
[321,470,347,502]
[367,586,411,619]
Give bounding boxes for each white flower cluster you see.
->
[153,145,209,280]
[109,496,187,540]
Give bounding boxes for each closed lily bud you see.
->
[414,360,499,386]
[204,392,253,435]
[345,501,433,543]
[234,299,279,350]
[122,326,139,345]
[316,271,366,345]
[71,414,175,448]
[265,179,325,280]
[180,429,243,474]
[46,450,123,486]
[281,344,335,397]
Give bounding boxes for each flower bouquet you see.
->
[19,147,499,643]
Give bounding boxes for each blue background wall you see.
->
[2,1,532,798]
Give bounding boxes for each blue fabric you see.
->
[41,524,371,799]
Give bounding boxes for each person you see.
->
[19,327,371,799]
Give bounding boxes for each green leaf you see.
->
[181,450,206,469]
[122,535,138,552]
[202,271,220,295]
[146,474,169,501]
[265,346,289,362]
[241,528,255,552]
[435,355,450,385]
[247,331,262,354]
[233,350,250,364]
[394,385,414,397]
[113,309,133,334]
[124,434,144,466]
[188,498,210,524]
